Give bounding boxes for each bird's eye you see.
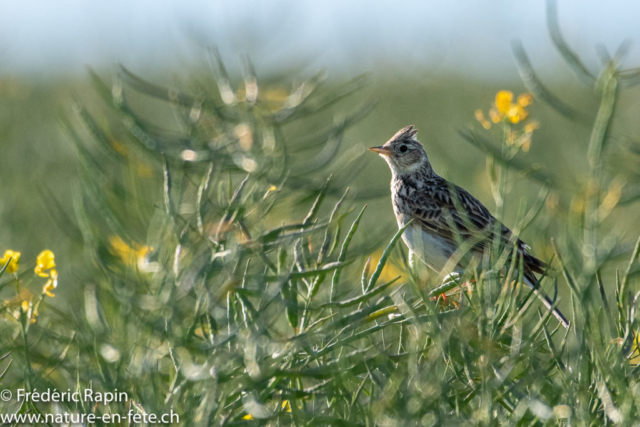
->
[399,145,408,153]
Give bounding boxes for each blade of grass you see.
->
[331,205,367,301]
[365,220,413,293]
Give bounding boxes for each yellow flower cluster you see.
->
[35,249,55,277]
[35,250,58,297]
[475,91,534,128]
[493,91,531,124]
[0,249,21,274]
[475,91,539,152]
[0,249,59,325]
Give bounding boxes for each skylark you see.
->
[370,125,569,328]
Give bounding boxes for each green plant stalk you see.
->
[496,122,511,221]
[19,304,34,395]
[584,71,618,277]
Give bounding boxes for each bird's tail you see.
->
[523,274,570,329]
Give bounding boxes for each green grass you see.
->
[1,8,640,426]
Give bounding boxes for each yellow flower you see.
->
[42,269,58,297]
[630,334,640,366]
[0,250,21,274]
[474,110,491,129]
[242,400,291,420]
[517,93,533,107]
[109,235,153,270]
[507,105,528,123]
[35,250,56,278]
[495,91,514,115]
[20,300,38,324]
[524,121,540,133]
[489,108,501,123]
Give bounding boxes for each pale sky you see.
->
[0,1,638,79]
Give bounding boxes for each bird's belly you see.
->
[399,218,452,272]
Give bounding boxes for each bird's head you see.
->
[369,125,431,175]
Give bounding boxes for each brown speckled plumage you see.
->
[370,125,568,328]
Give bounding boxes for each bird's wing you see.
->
[408,178,496,245]
[408,178,546,274]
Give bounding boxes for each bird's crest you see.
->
[389,125,418,142]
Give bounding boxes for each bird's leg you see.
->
[432,271,480,309]
[431,271,466,309]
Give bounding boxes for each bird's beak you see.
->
[369,146,392,157]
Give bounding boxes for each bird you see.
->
[369,125,569,328]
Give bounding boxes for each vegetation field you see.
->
[1,10,640,426]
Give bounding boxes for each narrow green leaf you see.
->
[331,205,367,301]
[303,175,332,226]
[318,187,350,263]
[259,223,323,244]
[587,71,618,168]
[196,163,214,234]
[0,258,9,279]
[621,235,640,294]
[361,257,372,295]
[546,0,596,86]
[366,220,412,293]
[282,279,299,332]
[551,240,580,300]
[265,261,348,282]
[325,276,401,308]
